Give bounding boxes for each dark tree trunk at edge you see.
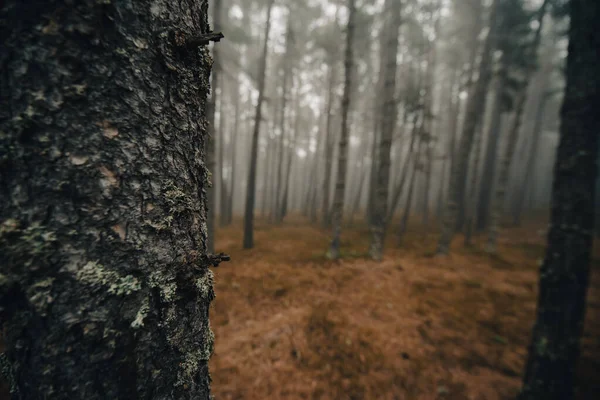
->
[518,0,600,397]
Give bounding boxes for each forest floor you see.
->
[209,215,600,400]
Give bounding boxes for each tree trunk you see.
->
[0,0,223,398]
[218,76,227,227]
[518,0,600,397]
[275,20,293,224]
[322,64,336,228]
[437,0,499,255]
[486,0,549,253]
[388,112,420,220]
[243,0,275,249]
[368,0,401,261]
[398,133,424,244]
[281,88,300,221]
[207,0,223,253]
[327,0,356,260]
[227,77,241,225]
[475,79,504,231]
[464,120,484,245]
[512,42,553,226]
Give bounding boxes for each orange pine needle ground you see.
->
[210,215,600,400]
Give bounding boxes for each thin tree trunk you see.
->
[281,86,300,220]
[388,112,420,220]
[275,20,293,223]
[322,64,336,228]
[487,0,549,252]
[0,0,223,397]
[512,45,553,226]
[464,120,484,245]
[349,167,368,226]
[518,0,600,397]
[327,0,356,260]
[243,0,275,249]
[227,77,241,225]
[368,0,402,260]
[218,77,227,227]
[398,133,424,244]
[207,0,223,253]
[476,79,504,231]
[437,0,499,255]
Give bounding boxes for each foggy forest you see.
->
[0,0,599,399]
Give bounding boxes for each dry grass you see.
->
[209,215,600,400]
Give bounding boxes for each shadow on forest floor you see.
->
[210,215,600,400]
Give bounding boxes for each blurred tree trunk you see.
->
[518,0,600,397]
[464,120,484,245]
[218,76,227,227]
[397,129,424,244]
[309,114,325,223]
[454,0,484,234]
[207,0,223,253]
[0,0,221,398]
[322,63,336,228]
[244,0,275,249]
[369,0,402,261]
[512,44,553,226]
[281,86,300,221]
[487,0,549,252]
[275,20,293,224]
[226,77,240,225]
[475,80,504,232]
[437,0,499,255]
[388,112,419,220]
[327,0,356,260]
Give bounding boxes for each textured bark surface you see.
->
[437,0,498,255]
[0,0,218,398]
[369,0,401,261]
[518,0,600,398]
[327,0,355,260]
[243,0,274,249]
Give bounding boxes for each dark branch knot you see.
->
[183,251,231,270]
[174,31,225,48]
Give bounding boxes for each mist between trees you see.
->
[1,0,598,398]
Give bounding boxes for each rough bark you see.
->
[369,0,401,261]
[518,0,600,397]
[243,0,275,249]
[0,0,224,398]
[327,0,355,260]
[436,0,499,255]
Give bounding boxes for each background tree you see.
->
[327,0,356,260]
[243,0,276,249]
